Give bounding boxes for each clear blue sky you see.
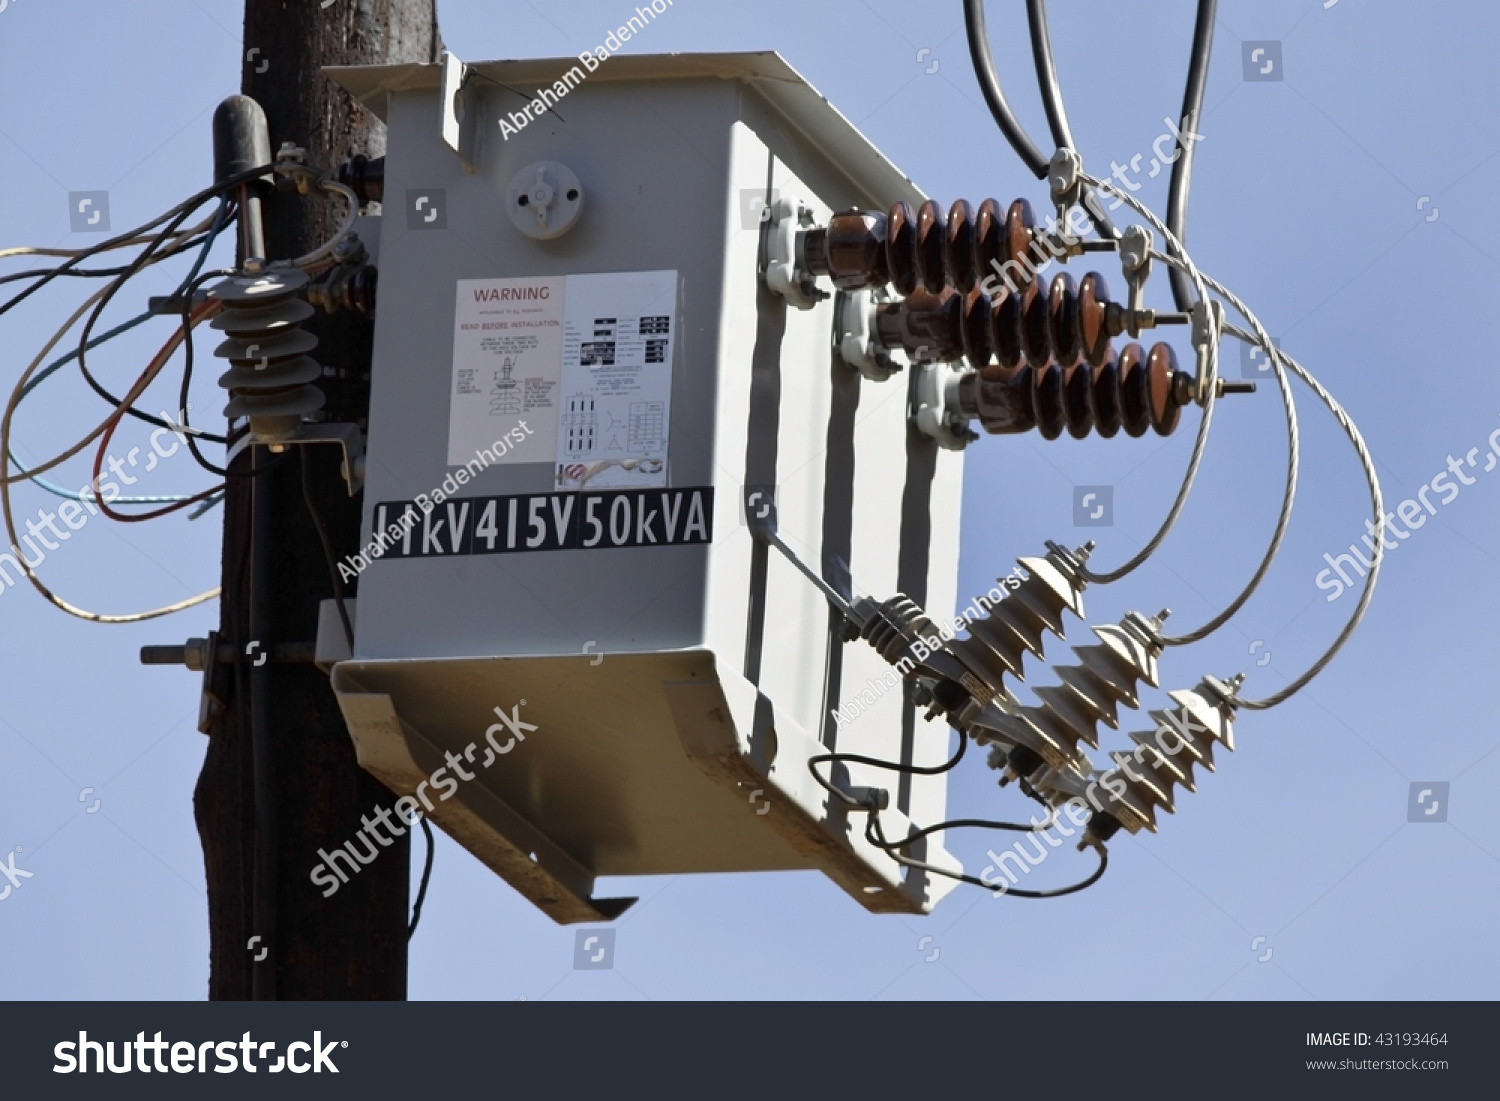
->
[1,0,1496,1000]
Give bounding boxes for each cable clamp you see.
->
[763,196,828,310]
[1119,226,1153,333]
[912,360,977,450]
[272,142,320,196]
[1190,299,1223,406]
[1048,147,1083,218]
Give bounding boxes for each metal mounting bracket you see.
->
[763,196,827,310]
[742,488,861,625]
[834,287,900,382]
[912,360,977,450]
[226,420,366,495]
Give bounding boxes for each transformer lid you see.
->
[324,50,927,211]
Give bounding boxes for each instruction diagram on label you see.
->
[449,271,677,485]
[555,270,676,489]
[448,275,564,465]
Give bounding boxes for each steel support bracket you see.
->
[225,420,365,495]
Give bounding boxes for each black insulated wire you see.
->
[0,235,215,289]
[0,162,274,321]
[1166,0,1218,310]
[409,817,435,938]
[75,202,239,442]
[964,0,1049,179]
[299,448,355,649]
[808,731,968,810]
[248,442,276,1000]
[807,731,1106,898]
[1026,0,1076,158]
[1025,0,1118,239]
[866,813,1108,898]
[74,207,198,430]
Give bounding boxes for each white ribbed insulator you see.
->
[955,540,1091,724]
[1090,673,1242,835]
[979,610,1167,773]
[211,268,324,442]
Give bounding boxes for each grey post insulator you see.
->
[1089,673,1241,837]
[856,540,1093,719]
[210,268,324,441]
[951,540,1092,716]
[983,609,1167,773]
[857,594,991,712]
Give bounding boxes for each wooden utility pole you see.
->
[194,0,442,1000]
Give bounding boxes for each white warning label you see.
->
[448,276,564,466]
[448,271,678,483]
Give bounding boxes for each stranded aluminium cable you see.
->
[1228,339,1382,711]
[1070,168,1215,587]
[1154,255,1299,647]
[1139,246,1380,706]
[1166,0,1217,312]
